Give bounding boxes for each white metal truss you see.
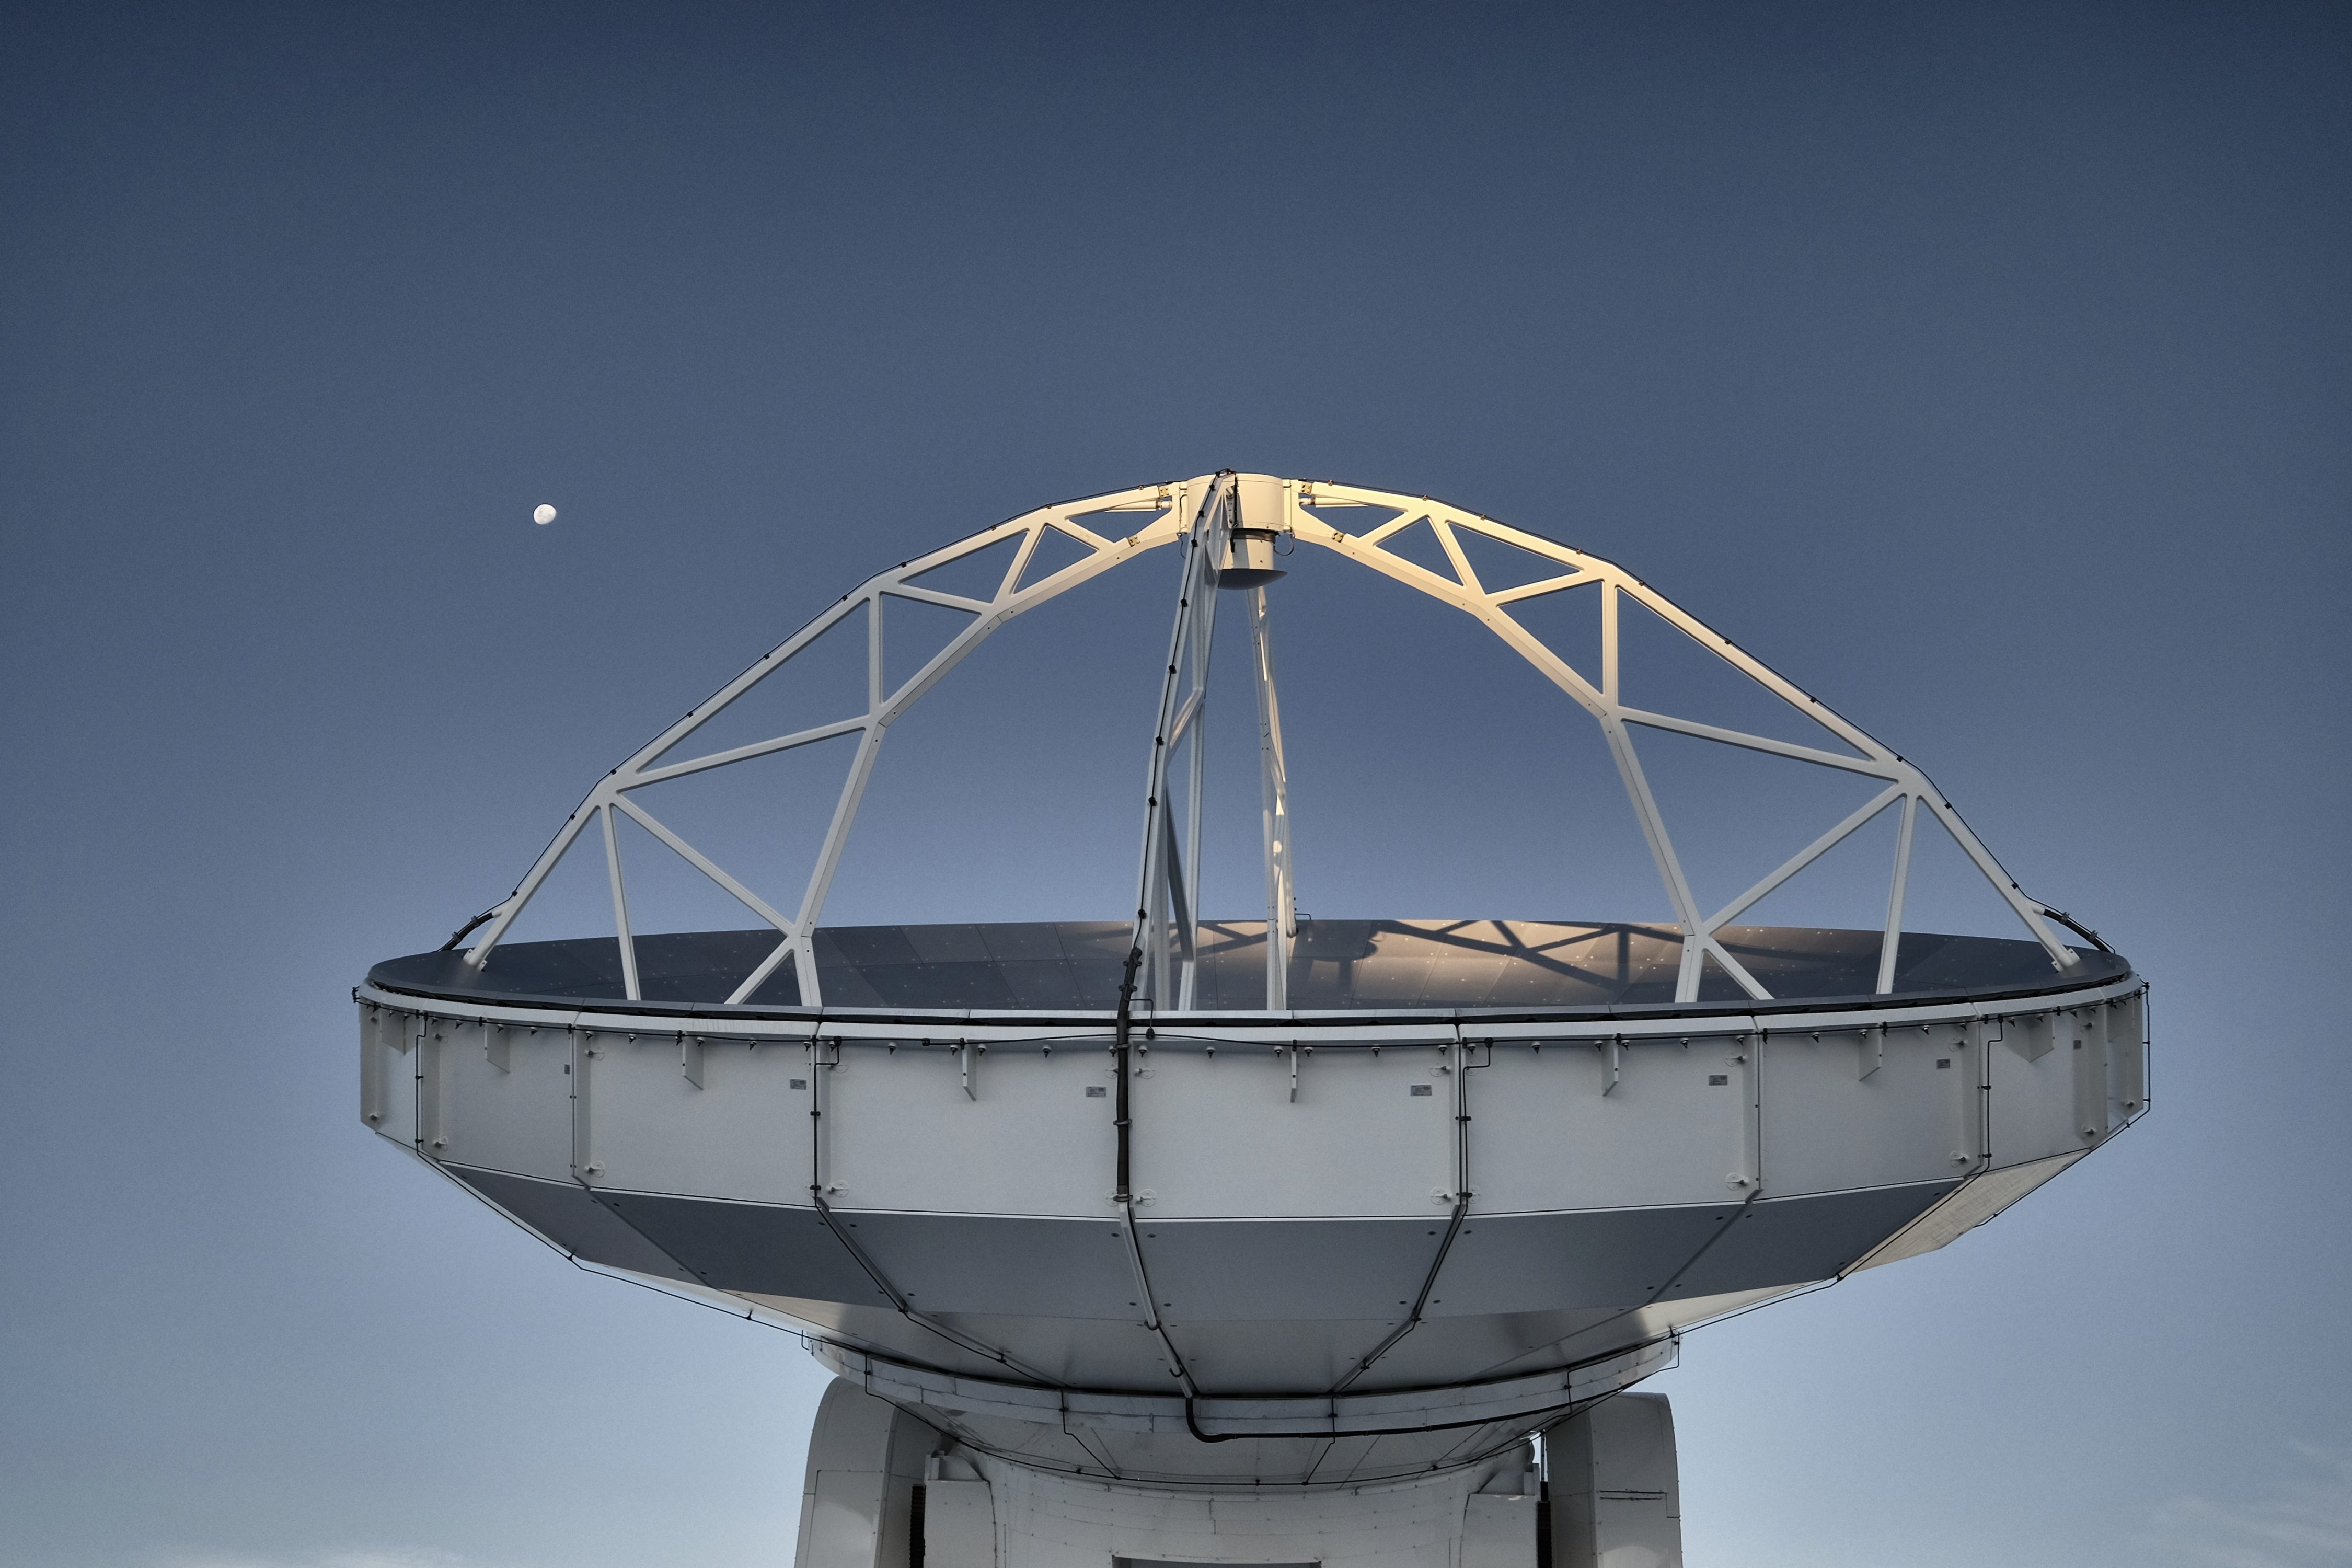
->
[460,474,2079,1008]
[462,479,1191,1006]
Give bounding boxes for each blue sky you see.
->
[4,4,2348,1566]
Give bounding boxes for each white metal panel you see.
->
[793,1380,935,1568]
[359,1005,417,1146]
[1469,1041,1751,1213]
[2072,1001,2111,1143]
[2112,991,2149,1120]
[1547,1393,1681,1568]
[924,1478,998,1568]
[416,1021,452,1157]
[1129,1046,1452,1219]
[428,1018,572,1181]
[803,1472,895,1568]
[580,1028,813,1202]
[823,1043,1114,1217]
[1462,1494,1538,1568]
[1987,1009,2085,1168]
[1758,1023,1976,1195]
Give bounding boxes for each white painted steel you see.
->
[1547,1393,1681,1568]
[793,1379,932,1568]
[368,470,2147,1546]
[455,475,2081,1009]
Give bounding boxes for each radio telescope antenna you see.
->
[361,472,2145,1568]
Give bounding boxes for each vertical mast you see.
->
[1250,582,1296,1010]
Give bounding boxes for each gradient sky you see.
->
[4,5,2349,1567]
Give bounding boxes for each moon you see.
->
[533,504,557,525]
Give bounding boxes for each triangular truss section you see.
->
[1300,497,1406,536]
[1446,523,1588,595]
[1627,724,1897,925]
[737,948,805,1006]
[476,818,624,960]
[1732,796,1904,935]
[1373,518,1460,583]
[881,591,983,699]
[644,600,871,773]
[1063,502,1162,545]
[606,802,790,938]
[1694,947,1755,1005]
[1503,579,1607,691]
[902,532,1023,603]
[1017,525,1099,593]
[1613,592,1871,759]
[618,730,864,933]
[1892,804,2050,946]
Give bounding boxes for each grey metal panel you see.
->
[736,1295,1177,1391]
[818,1331,1668,1461]
[1131,1047,1451,1219]
[1352,1308,1641,1392]
[1413,1287,1789,1391]
[1468,1042,1751,1213]
[581,1028,811,1203]
[593,1190,891,1305]
[828,1212,1139,1320]
[1137,1218,1443,1319]
[1162,1318,1404,1397]
[824,1043,1114,1218]
[905,1310,1187,1390]
[937,1402,1553,1488]
[1664,1181,1956,1300]
[1090,1422,1455,1488]
[900,1408,1114,1478]
[444,1163,696,1284]
[1759,1023,1975,1195]
[1849,1152,2083,1272]
[429,1019,573,1181]
[1428,1208,1738,1316]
